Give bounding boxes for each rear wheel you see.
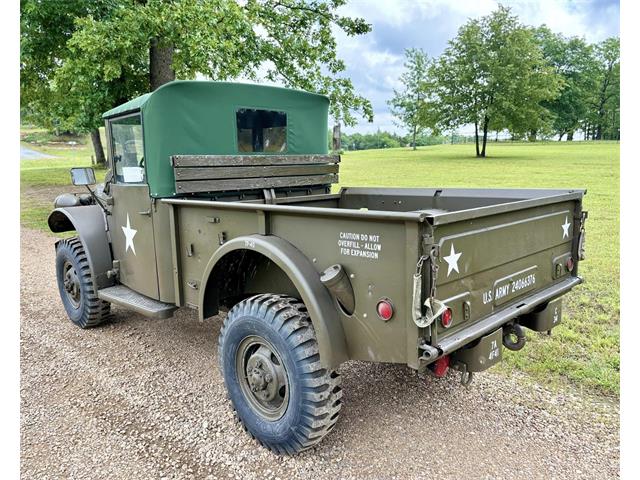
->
[55,237,110,328]
[218,294,342,454]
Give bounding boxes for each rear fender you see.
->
[48,205,114,289]
[200,235,348,369]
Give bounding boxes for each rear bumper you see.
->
[436,276,582,355]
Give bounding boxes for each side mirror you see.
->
[70,167,96,186]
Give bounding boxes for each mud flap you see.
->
[451,328,503,373]
[520,297,562,332]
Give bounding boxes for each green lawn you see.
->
[20,138,619,396]
[338,141,619,396]
[20,129,108,230]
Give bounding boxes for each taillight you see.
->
[376,299,394,321]
[441,308,453,328]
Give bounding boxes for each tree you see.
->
[20,0,120,164]
[430,6,561,157]
[591,37,620,140]
[21,0,374,164]
[388,48,435,150]
[534,27,598,141]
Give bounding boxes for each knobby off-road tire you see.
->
[218,294,342,454]
[55,237,111,328]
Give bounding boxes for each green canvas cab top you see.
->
[102,80,330,197]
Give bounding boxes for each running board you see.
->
[98,285,177,319]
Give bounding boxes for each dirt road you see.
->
[20,227,619,479]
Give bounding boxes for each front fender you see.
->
[48,205,114,289]
[200,235,348,369]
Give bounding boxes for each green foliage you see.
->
[337,130,455,151]
[387,48,437,148]
[21,0,374,136]
[429,6,561,156]
[591,37,620,140]
[20,0,120,133]
[534,27,598,140]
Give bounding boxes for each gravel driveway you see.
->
[20,227,619,479]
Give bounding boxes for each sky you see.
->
[331,0,620,135]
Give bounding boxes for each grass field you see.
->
[20,137,619,396]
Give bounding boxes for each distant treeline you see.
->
[329,130,476,151]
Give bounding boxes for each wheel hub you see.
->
[63,261,81,308]
[237,337,289,420]
[246,349,279,402]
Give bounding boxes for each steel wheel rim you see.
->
[62,260,81,309]
[236,335,289,421]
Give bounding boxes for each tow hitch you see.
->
[502,323,526,351]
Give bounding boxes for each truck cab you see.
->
[97,81,333,305]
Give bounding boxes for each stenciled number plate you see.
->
[491,266,538,307]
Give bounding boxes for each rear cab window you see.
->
[236,108,287,153]
[110,114,146,183]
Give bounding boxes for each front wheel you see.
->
[55,237,110,328]
[218,294,342,454]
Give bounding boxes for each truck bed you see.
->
[162,185,585,368]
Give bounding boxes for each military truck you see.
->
[49,81,587,454]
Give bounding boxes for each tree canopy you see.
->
[21,0,375,163]
[429,6,561,157]
[387,48,437,150]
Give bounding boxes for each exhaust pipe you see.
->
[320,264,355,315]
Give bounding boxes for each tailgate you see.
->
[430,196,584,347]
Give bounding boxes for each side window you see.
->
[236,108,287,153]
[110,114,145,184]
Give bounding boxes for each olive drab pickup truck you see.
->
[49,81,587,454]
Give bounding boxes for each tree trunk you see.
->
[567,130,574,141]
[595,123,603,141]
[412,125,417,150]
[480,116,489,157]
[528,130,537,142]
[332,123,341,152]
[594,64,613,141]
[90,129,106,166]
[474,121,480,157]
[149,37,175,91]
[558,132,564,142]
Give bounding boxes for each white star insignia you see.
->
[443,243,462,277]
[561,216,571,239]
[122,213,137,255]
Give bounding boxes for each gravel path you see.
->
[20,227,619,479]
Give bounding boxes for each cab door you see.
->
[106,113,160,300]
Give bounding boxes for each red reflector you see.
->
[441,308,453,328]
[376,300,393,321]
[431,355,450,378]
[566,257,575,272]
